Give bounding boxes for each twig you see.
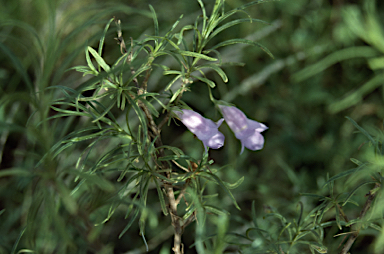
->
[172,160,190,172]
[158,113,170,131]
[337,203,349,223]
[182,211,196,230]
[175,184,188,206]
[116,20,185,254]
[139,91,184,254]
[114,19,127,54]
[166,185,183,254]
[115,20,139,88]
[339,183,379,254]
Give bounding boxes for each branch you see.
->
[116,21,185,254]
[339,183,379,254]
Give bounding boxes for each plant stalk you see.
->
[339,183,379,254]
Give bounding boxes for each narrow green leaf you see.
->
[119,208,140,238]
[205,0,224,39]
[57,182,78,214]
[329,73,384,113]
[223,176,244,189]
[50,105,88,116]
[176,50,217,62]
[98,17,115,57]
[52,142,74,159]
[75,171,115,192]
[176,25,195,45]
[374,223,384,253]
[0,42,33,90]
[165,74,181,91]
[169,86,185,103]
[62,129,110,143]
[297,201,304,227]
[300,193,327,199]
[88,46,111,72]
[76,139,102,173]
[350,157,364,166]
[153,177,168,215]
[195,64,228,82]
[245,227,269,238]
[308,242,328,254]
[208,38,274,58]
[119,172,144,196]
[369,223,382,232]
[200,171,241,210]
[157,145,185,156]
[323,165,365,188]
[368,56,384,70]
[113,52,130,68]
[95,157,127,172]
[150,172,175,183]
[85,46,97,74]
[265,212,287,223]
[139,98,159,118]
[0,169,31,178]
[158,154,197,162]
[346,116,376,145]
[125,92,148,154]
[152,63,170,71]
[191,75,216,88]
[68,65,92,74]
[91,101,115,123]
[201,193,219,200]
[234,0,276,11]
[163,70,182,76]
[204,205,229,216]
[197,0,207,33]
[149,35,181,52]
[278,222,292,241]
[140,173,151,207]
[125,65,151,87]
[335,205,342,230]
[132,43,150,61]
[161,14,184,48]
[149,5,159,38]
[209,18,269,41]
[10,227,26,254]
[293,46,379,82]
[343,181,376,206]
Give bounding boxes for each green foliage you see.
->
[2,0,384,253]
[293,0,384,114]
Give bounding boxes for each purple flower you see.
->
[174,109,225,151]
[218,105,267,154]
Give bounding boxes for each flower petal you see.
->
[241,131,265,151]
[215,118,224,127]
[219,105,267,153]
[204,132,225,149]
[175,109,225,150]
[247,119,268,132]
[236,119,268,140]
[218,105,248,135]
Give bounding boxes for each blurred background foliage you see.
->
[1,0,384,253]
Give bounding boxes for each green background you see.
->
[1,0,384,253]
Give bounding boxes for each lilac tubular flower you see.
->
[174,109,225,151]
[219,105,267,154]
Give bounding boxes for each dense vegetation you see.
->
[1,0,384,253]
